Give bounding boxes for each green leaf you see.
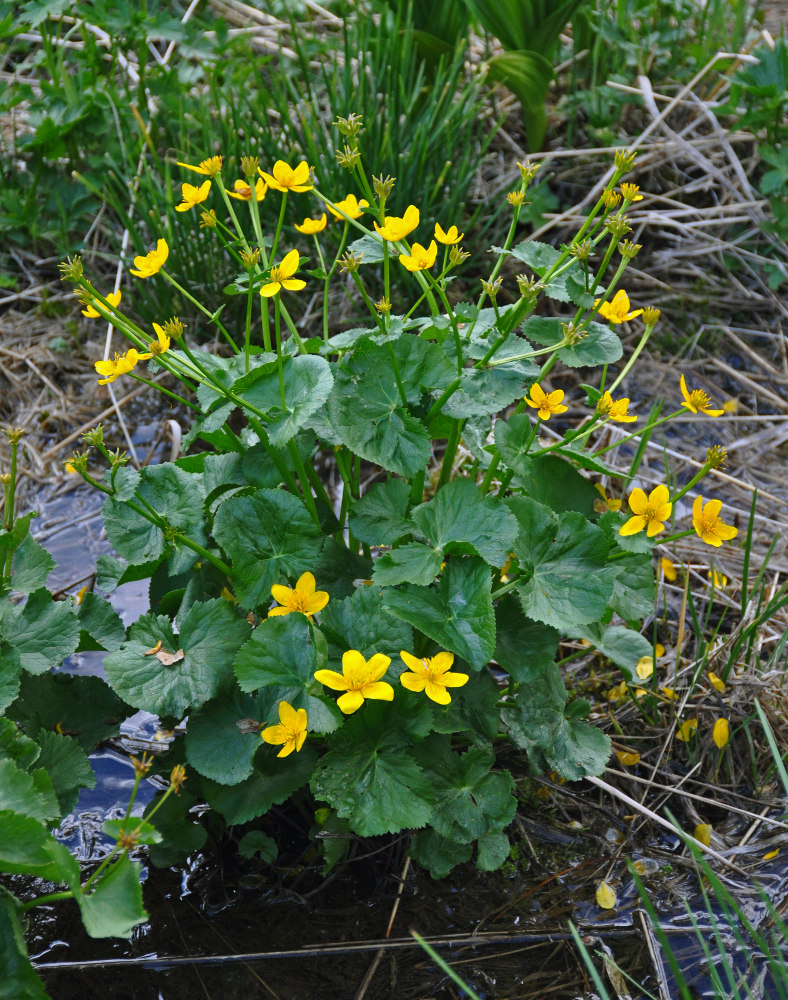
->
[509,498,613,629]
[372,543,443,587]
[607,554,655,620]
[494,412,535,480]
[495,240,584,302]
[409,829,472,878]
[571,623,652,679]
[347,233,386,264]
[76,855,147,939]
[327,338,430,478]
[383,557,495,670]
[551,443,623,476]
[0,886,49,1000]
[312,713,434,836]
[238,830,277,862]
[320,584,413,665]
[509,454,600,517]
[144,789,207,868]
[391,335,455,404]
[203,745,318,825]
[213,489,325,610]
[5,673,129,753]
[10,532,54,595]
[103,463,207,573]
[476,831,511,871]
[95,554,159,593]
[33,730,95,815]
[426,668,500,741]
[103,819,162,845]
[185,689,275,785]
[597,509,655,554]
[0,759,59,824]
[485,50,553,148]
[494,594,559,683]
[234,355,334,447]
[411,478,518,566]
[0,812,76,881]
[103,600,251,717]
[1,588,80,675]
[414,739,515,842]
[312,538,372,600]
[349,479,413,545]
[521,316,622,367]
[0,643,21,714]
[441,364,533,419]
[0,514,34,567]
[77,591,126,652]
[0,719,39,771]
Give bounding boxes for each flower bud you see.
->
[373,174,396,199]
[618,239,642,260]
[58,256,84,283]
[338,251,363,273]
[336,145,361,170]
[614,148,638,173]
[642,306,661,326]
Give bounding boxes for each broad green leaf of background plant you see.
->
[493,240,588,302]
[411,478,519,566]
[103,600,250,717]
[203,745,318,825]
[390,335,456,404]
[144,789,207,868]
[327,338,431,478]
[607,554,656,620]
[0,718,39,771]
[0,758,59,824]
[413,738,516,842]
[409,829,473,878]
[441,362,536,419]
[349,479,413,545]
[427,668,501,741]
[0,885,49,1000]
[311,710,434,836]
[494,594,560,683]
[76,591,126,652]
[521,316,623,366]
[320,584,413,668]
[570,622,652,679]
[509,497,613,629]
[33,730,95,815]
[0,813,78,882]
[0,643,21,714]
[233,354,334,447]
[103,463,206,571]
[383,557,496,670]
[74,855,147,939]
[0,589,80,675]
[9,531,54,595]
[372,543,443,587]
[213,488,325,609]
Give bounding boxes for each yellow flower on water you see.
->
[679,374,724,416]
[94,348,151,385]
[130,238,169,279]
[713,717,730,749]
[175,179,211,212]
[434,223,463,245]
[615,749,641,766]
[261,701,308,758]
[593,483,622,512]
[259,159,313,193]
[708,671,726,693]
[399,650,469,705]
[595,881,617,910]
[692,496,738,547]
[676,717,698,742]
[295,214,328,235]
[268,571,328,619]
[327,193,369,220]
[635,656,654,680]
[596,390,637,422]
[314,650,394,714]
[594,289,643,324]
[708,569,728,588]
[148,323,171,356]
[764,849,780,860]
[619,484,672,537]
[177,155,223,176]
[374,205,419,242]
[227,178,268,201]
[694,823,712,846]
[399,240,437,272]
[525,383,569,420]
[660,557,678,582]
[82,290,121,318]
[260,249,306,298]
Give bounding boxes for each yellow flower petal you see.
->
[595,881,617,910]
[694,823,712,846]
[712,717,730,749]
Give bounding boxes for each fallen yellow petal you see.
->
[763,848,780,860]
[595,881,617,910]
[615,750,641,766]
[708,672,726,693]
[636,656,654,680]
[694,823,712,846]
[712,717,730,749]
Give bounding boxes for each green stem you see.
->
[607,320,658,395]
[438,419,463,488]
[269,190,288,262]
[129,373,199,409]
[287,440,320,527]
[160,271,238,352]
[592,409,684,456]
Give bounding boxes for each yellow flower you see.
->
[708,569,728,588]
[268,571,328,619]
[177,155,223,176]
[327,194,369,220]
[295,214,328,235]
[594,289,643,324]
[148,323,170,356]
[679,374,724,416]
[260,249,307,298]
[712,717,730,749]
[399,650,469,705]
[708,671,726,693]
[676,717,698,742]
[399,240,437,272]
[261,701,308,757]
[620,183,643,202]
[635,656,654,680]
[593,483,622,512]
[82,290,121,318]
[130,238,169,278]
[660,557,678,582]
[619,485,672,537]
[692,496,738,547]
[525,382,569,420]
[94,348,151,385]
[374,205,419,241]
[615,749,641,766]
[694,823,712,846]
[175,179,211,212]
[227,178,268,201]
[259,159,313,193]
[314,650,394,714]
[596,390,637,422]
[434,222,463,245]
